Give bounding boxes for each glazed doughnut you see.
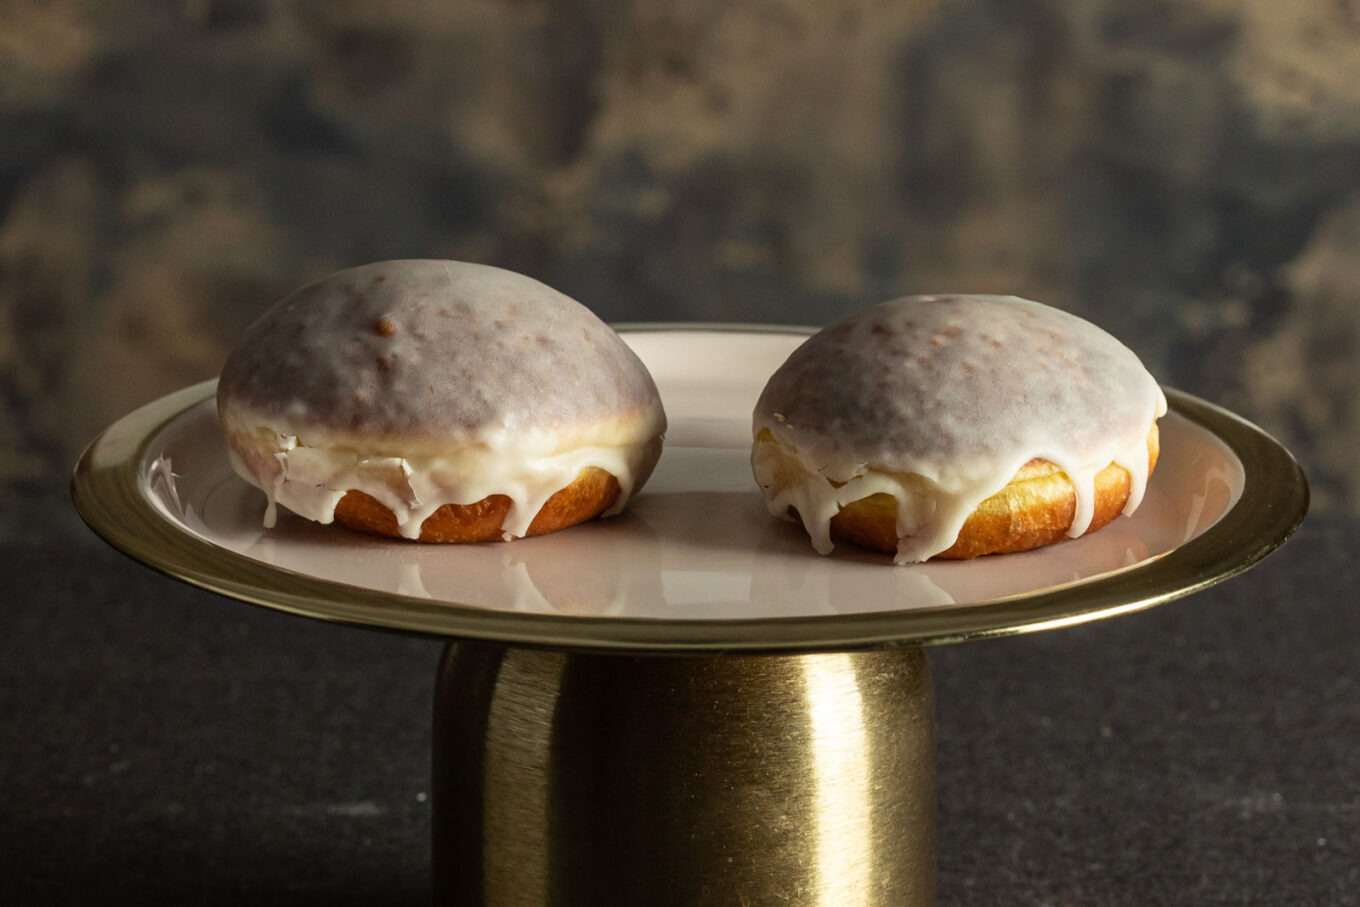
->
[751,295,1166,563]
[217,260,666,542]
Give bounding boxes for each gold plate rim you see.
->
[71,323,1309,653]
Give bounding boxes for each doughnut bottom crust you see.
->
[825,425,1160,560]
[332,466,621,543]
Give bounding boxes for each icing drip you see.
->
[751,295,1166,563]
[225,419,659,540]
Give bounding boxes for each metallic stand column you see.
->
[433,644,936,906]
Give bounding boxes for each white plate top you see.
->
[138,329,1245,622]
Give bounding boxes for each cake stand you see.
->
[73,325,1307,906]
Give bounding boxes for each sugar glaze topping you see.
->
[218,260,666,538]
[751,295,1166,563]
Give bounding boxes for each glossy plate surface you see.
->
[73,326,1307,652]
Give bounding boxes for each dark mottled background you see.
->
[3,0,1357,543]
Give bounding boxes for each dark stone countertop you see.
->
[2,518,1355,905]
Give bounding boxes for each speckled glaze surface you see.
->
[218,260,663,443]
[754,296,1163,472]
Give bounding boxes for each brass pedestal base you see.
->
[433,644,936,905]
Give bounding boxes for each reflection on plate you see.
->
[139,330,1243,621]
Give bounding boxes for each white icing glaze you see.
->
[751,295,1166,563]
[218,260,666,538]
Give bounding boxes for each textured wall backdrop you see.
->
[2,0,1357,543]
